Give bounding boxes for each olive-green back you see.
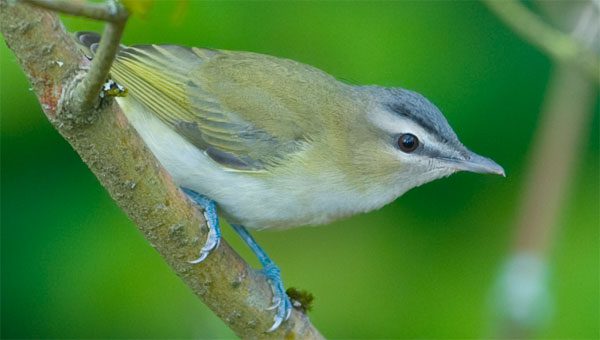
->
[111,45,354,171]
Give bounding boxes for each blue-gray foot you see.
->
[181,188,221,264]
[231,224,292,332]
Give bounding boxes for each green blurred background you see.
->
[1,1,598,338]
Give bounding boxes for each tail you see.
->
[75,31,102,58]
[75,31,123,58]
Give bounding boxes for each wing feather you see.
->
[111,44,347,171]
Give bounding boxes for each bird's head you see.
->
[346,86,504,196]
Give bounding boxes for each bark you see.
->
[1,1,323,338]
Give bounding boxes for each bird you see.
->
[76,31,504,331]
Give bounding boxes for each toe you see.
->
[262,269,292,332]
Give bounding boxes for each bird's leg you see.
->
[181,188,221,264]
[230,224,292,332]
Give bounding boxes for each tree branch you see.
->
[487,1,599,336]
[0,1,323,338]
[483,0,599,82]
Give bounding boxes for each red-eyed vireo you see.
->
[77,32,504,331]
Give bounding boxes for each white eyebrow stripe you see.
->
[386,102,441,138]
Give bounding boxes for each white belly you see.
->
[117,97,401,229]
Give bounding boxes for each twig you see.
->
[23,0,129,114]
[72,9,127,112]
[491,64,597,337]
[0,1,323,338]
[483,0,600,82]
[488,1,599,337]
[22,0,127,22]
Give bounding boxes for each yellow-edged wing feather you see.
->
[111,44,352,171]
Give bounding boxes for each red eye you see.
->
[398,133,419,153]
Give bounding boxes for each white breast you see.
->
[117,97,403,229]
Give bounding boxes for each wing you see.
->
[110,44,349,171]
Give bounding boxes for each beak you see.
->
[443,150,505,177]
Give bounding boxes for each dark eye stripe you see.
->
[386,103,440,138]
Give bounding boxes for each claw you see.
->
[262,264,292,332]
[285,305,292,321]
[188,225,220,264]
[267,315,284,333]
[182,188,222,265]
[266,297,281,310]
[188,252,209,264]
